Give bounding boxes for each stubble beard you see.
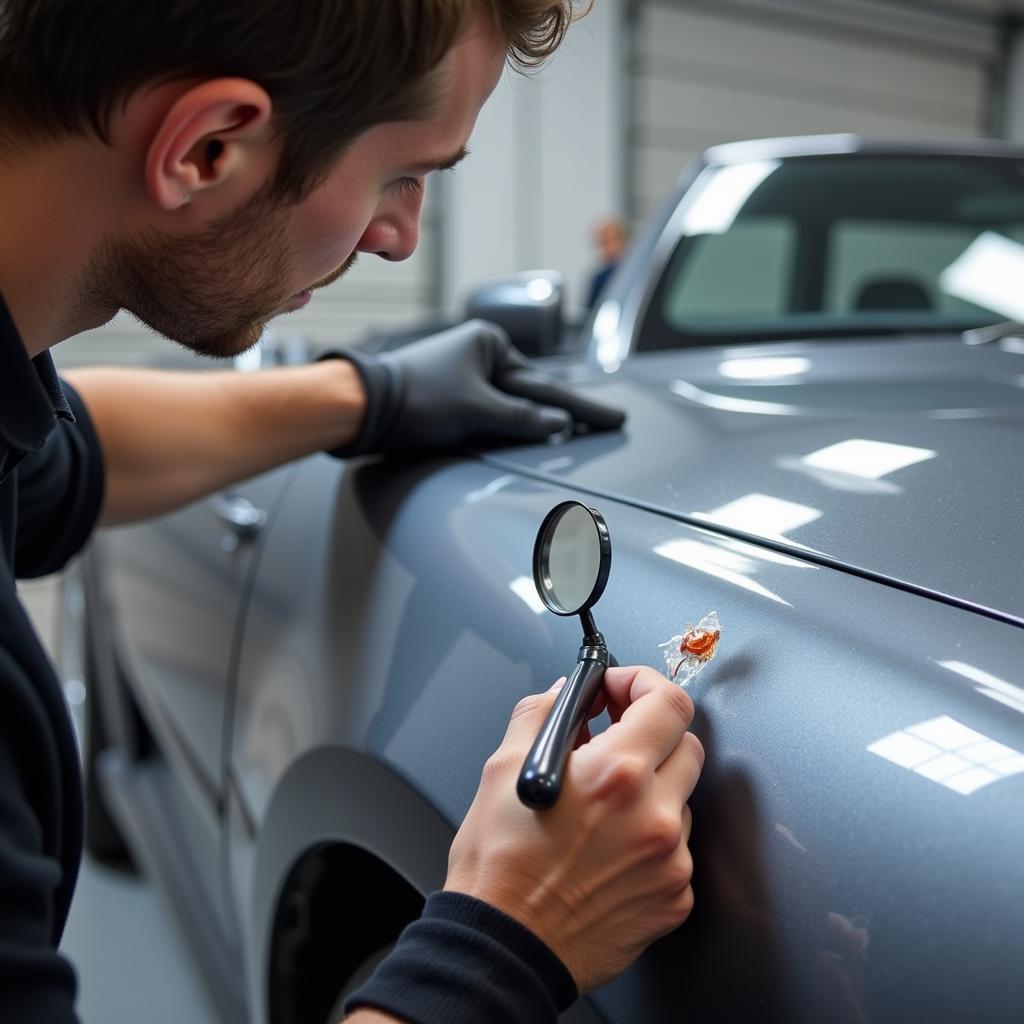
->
[90,185,298,360]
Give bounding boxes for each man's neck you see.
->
[0,139,121,358]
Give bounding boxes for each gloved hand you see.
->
[326,320,626,458]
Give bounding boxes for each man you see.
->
[585,215,628,311]
[0,2,705,1022]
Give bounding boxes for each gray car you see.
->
[67,135,1024,1024]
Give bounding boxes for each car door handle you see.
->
[212,494,267,542]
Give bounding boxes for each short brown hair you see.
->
[0,0,590,200]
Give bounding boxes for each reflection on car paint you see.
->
[717,356,811,380]
[800,439,936,480]
[867,715,1024,795]
[711,533,812,569]
[654,538,791,606]
[776,454,904,496]
[925,407,995,419]
[692,492,822,541]
[508,576,546,615]
[465,474,518,504]
[778,439,938,497]
[670,377,804,415]
[939,660,1024,716]
[592,299,624,372]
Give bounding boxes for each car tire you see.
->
[80,571,135,868]
[323,943,395,1024]
[83,680,133,865]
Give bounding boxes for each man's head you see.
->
[593,216,627,267]
[0,1,588,356]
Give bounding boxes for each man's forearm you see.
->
[65,361,365,526]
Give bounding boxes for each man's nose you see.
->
[356,188,424,262]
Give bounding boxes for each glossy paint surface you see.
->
[500,336,1024,624]
[226,449,1024,1023]
[97,138,1024,1023]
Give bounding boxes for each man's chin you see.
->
[171,321,267,360]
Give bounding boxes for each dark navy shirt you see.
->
[0,294,104,1022]
[585,261,619,312]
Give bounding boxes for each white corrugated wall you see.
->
[630,0,1001,217]
[54,0,1009,368]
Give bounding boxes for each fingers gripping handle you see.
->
[517,650,608,809]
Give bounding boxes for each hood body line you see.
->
[480,453,1024,634]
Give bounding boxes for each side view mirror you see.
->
[464,270,565,357]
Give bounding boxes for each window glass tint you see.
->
[664,218,794,321]
[825,221,991,318]
[643,155,1024,350]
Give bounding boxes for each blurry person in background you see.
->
[586,214,628,310]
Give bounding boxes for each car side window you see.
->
[662,216,796,325]
[824,219,1002,318]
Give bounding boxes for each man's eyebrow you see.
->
[412,146,469,175]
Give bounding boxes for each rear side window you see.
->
[663,218,795,322]
[638,154,1024,349]
[825,220,993,318]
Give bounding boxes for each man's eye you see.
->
[393,176,424,197]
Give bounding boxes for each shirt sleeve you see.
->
[14,383,106,580]
[0,646,80,1023]
[344,891,578,1024]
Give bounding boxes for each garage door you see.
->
[631,0,1001,217]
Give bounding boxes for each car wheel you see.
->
[269,845,422,1024]
[83,674,131,863]
[76,563,136,868]
[323,943,395,1024]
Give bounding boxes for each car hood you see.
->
[488,336,1024,624]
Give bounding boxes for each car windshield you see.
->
[638,154,1024,349]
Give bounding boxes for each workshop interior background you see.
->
[20,1,1024,1022]
[54,0,1017,371]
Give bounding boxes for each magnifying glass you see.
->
[517,501,612,809]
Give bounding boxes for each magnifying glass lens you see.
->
[533,501,610,616]
[544,506,601,612]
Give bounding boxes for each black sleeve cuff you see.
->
[343,891,578,1024]
[317,349,396,459]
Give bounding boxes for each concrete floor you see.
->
[19,578,220,1024]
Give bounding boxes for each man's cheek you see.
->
[292,197,372,270]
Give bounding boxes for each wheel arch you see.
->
[247,746,455,1024]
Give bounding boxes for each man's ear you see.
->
[144,78,274,211]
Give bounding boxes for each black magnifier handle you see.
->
[517,647,609,809]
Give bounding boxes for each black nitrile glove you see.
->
[326,319,626,458]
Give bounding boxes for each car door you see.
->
[105,467,288,929]
[102,342,303,939]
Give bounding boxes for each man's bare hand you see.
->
[443,665,704,992]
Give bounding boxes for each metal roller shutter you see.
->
[630,0,1001,218]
